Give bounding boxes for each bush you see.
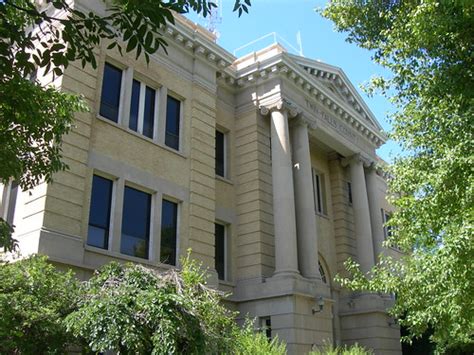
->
[65,253,237,354]
[233,319,287,355]
[0,252,289,354]
[310,342,373,355]
[0,255,80,354]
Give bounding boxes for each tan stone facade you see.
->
[1,2,403,354]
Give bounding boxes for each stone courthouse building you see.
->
[1,2,403,354]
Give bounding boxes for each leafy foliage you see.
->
[233,320,286,355]
[0,255,80,354]
[0,252,287,353]
[0,218,16,254]
[65,252,237,354]
[320,1,474,352]
[310,342,373,355]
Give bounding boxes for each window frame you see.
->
[160,198,179,266]
[259,317,272,341]
[99,61,124,123]
[214,222,228,281]
[0,181,19,226]
[318,261,328,284]
[164,94,182,151]
[215,129,227,178]
[120,184,153,260]
[128,78,160,140]
[381,209,393,240]
[346,181,353,205]
[312,169,328,216]
[87,174,115,251]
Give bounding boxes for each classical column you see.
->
[345,155,375,273]
[261,101,300,277]
[365,166,384,261]
[291,119,321,280]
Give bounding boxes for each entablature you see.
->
[217,45,386,149]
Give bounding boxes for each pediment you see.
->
[287,54,382,131]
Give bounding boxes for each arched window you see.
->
[318,261,327,284]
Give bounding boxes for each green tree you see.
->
[0,253,286,353]
[319,1,473,352]
[0,255,80,354]
[65,252,286,354]
[0,0,251,251]
[65,254,237,353]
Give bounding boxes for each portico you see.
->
[229,42,400,353]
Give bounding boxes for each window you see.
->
[1,181,19,226]
[100,63,122,122]
[120,186,151,259]
[382,209,392,239]
[312,169,327,215]
[160,199,178,265]
[347,181,353,204]
[260,317,272,341]
[165,95,181,150]
[129,79,157,139]
[215,130,226,177]
[318,261,327,284]
[214,223,226,280]
[87,175,113,249]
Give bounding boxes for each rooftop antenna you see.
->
[206,0,223,40]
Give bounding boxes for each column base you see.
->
[273,269,301,278]
[301,273,323,282]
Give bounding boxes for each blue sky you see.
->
[186,0,402,162]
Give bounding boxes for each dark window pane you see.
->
[87,175,113,249]
[165,96,180,149]
[160,199,178,265]
[261,317,272,340]
[215,130,225,177]
[318,261,327,284]
[129,80,140,131]
[347,182,353,204]
[315,174,322,213]
[6,181,18,225]
[143,86,156,138]
[100,63,122,122]
[215,223,225,280]
[121,186,151,259]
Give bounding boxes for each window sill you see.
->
[216,175,233,185]
[315,212,330,221]
[85,244,178,270]
[95,114,187,160]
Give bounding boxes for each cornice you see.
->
[217,53,386,148]
[160,14,236,70]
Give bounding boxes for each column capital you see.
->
[259,98,300,118]
[341,153,374,168]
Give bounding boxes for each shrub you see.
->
[0,255,79,354]
[310,342,373,355]
[233,319,287,355]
